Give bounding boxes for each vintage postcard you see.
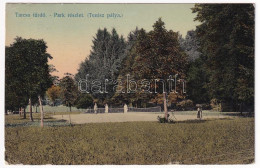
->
[3,1,255,166]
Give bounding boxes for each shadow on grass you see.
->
[164,118,235,124]
[175,119,207,124]
[5,119,70,128]
[221,112,254,117]
[41,117,53,119]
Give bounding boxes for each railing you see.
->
[85,108,105,113]
[85,106,161,113]
[128,106,161,112]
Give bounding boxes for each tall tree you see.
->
[5,46,28,115]
[46,85,61,106]
[186,57,210,104]
[179,30,201,62]
[60,74,79,111]
[179,30,209,104]
[75,28,126,103]
[192,4,254,111]
[5,37,53,120]
[137,18,188,120]
[111,28,142,107]
[118,19,188,120]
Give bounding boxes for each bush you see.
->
[176,99,194,111]
[210,98,221,111]
[75,93,93,109]
[157,115,174,123]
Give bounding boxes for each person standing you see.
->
[94,103,97,114]
[105,104,108,113]
[197,105,202,120]
[124,104,128,114]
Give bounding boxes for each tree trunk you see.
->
[163,92,168,121]
[69,105,72,112]
[38,96,44,128]
[29,98,34,121]
[23,108,26,119]
[19,107,21,117]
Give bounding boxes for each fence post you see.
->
[124,104,128,114]
[94,103,97,114]
[105,104,108,113]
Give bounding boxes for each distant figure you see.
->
[94,103,97,114]
[105,104,108,113]
[124,104,128,113]
[197,106,202,119]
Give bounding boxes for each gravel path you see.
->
[53,112,232,124]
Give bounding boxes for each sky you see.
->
[6,3,200,78]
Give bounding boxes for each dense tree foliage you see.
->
[192,4,254,111]
[75,93,93,109]
[111,28,142,107]
[179,30,210,105]
[179,30,201,62]
[75,28,126,103]
[46,85,61,106]
[59,75,79,111]
[5,37,53,119]
[186,57,210,104]
[112,18,188,119]
[6,4,254,115]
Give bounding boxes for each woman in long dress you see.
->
[197,107,202,119]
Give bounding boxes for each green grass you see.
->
[5,114,254,165]
[5,113,55,124]
[5,112,81,127]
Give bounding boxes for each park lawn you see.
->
[5,115,254,165]
[5,112,81,124]
[5,112,82,128]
